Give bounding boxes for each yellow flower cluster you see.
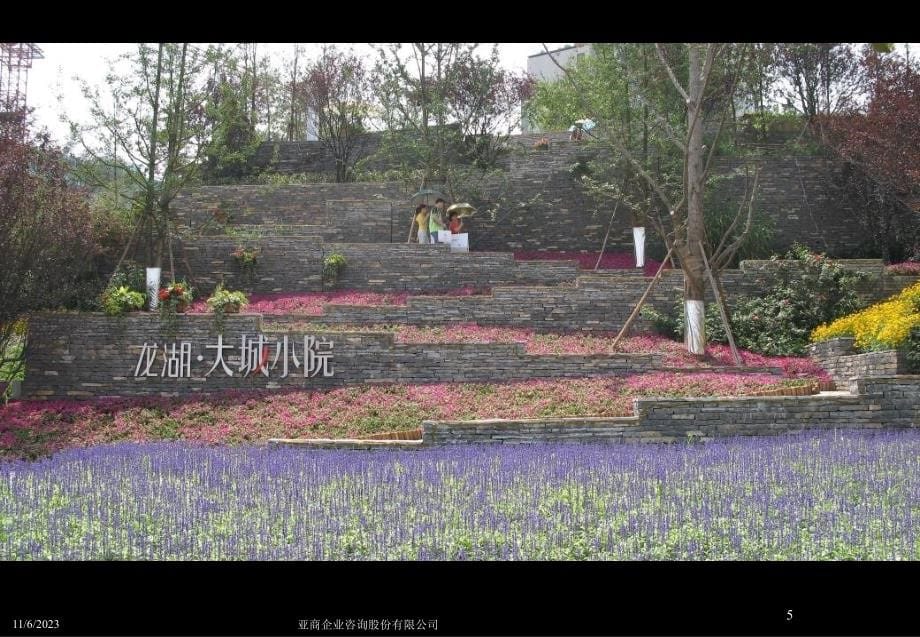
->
[811,282,920,350]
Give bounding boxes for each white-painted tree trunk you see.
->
[146,267,161,311]
[685,299,706,355]
[632,227,646,268]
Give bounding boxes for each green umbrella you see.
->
[409,188,446,204]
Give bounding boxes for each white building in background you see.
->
[523,44,593,132]
[305,106,318,141]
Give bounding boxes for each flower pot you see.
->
[146,267,161,311]
[222,304,241,314]
[176,301,188,313]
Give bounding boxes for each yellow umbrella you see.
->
[447,203,477,218]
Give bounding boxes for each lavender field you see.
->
[2,431,919,560]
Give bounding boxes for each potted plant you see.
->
[207,285,248,314]
[101,285,146,317]
[323,253,347,288]
[206,285,248,334]
[533,136,550,151]
[158,281,194,335]
[231,246,260,282]
[158,281,194,313]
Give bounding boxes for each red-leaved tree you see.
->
[0,124,99,383]
[819,48,920,260]
[300,46,372,182]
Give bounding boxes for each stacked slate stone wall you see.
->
[422,376,920,445]
[170,240,580,295]
[317,265,920,332]
[184,147,872,258]
[172,183,408,230]
[809,337,909,383]
[21,314,660,399]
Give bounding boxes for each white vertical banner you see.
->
[632,227,646,268]
[146,267,161,311]
[685,299,705,355]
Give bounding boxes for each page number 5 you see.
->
[786,609,793,621]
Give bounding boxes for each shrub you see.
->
[107,262,147,294]
[905,327,920,374]
[651,244,867,356]
[811,281,920,351]
[101,286,146,317]
[323,253,347,287]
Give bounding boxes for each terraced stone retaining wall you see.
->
[809,338,909,383]
[212,151,874,257]
[172,183,407,229]
[21,314,660,399]
[171,240,579,295]
[421,375,920,444]
[317,265,920,332]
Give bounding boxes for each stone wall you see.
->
[422,375,920,445]
[249,136,386,175]
[809,338,909,383]
[316,265,920,332]
[21,313,661,399]
[171,240,580,295]
[172,183,408,231]
[182,150,873,258]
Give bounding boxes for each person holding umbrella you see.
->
[569,118,596,141]
[429,197,448,243]
[448,210,464,234]
[414,203,430,244]
[446,203,476,251]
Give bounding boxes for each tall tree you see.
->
[372,43,471,182]
[75,43,207,276]
[301,46,372,182]
[200,45,262,182]
[444,45,535,168]
[1,124,99,383]
[819,47,920,260]
[774,43,864,118]
[534,43,758,354]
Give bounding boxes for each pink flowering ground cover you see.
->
[885,262,920,276]
[1,372,811,460]
[514,251,665,276]
[261,324,828,380]
[187,287,489,315]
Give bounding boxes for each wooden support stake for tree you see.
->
[611,244,675,348]
[699,241,742,366]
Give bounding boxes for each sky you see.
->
[27,43,570,145]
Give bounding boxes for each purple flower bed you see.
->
[514,251,665,276]
[2,430,918,560]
